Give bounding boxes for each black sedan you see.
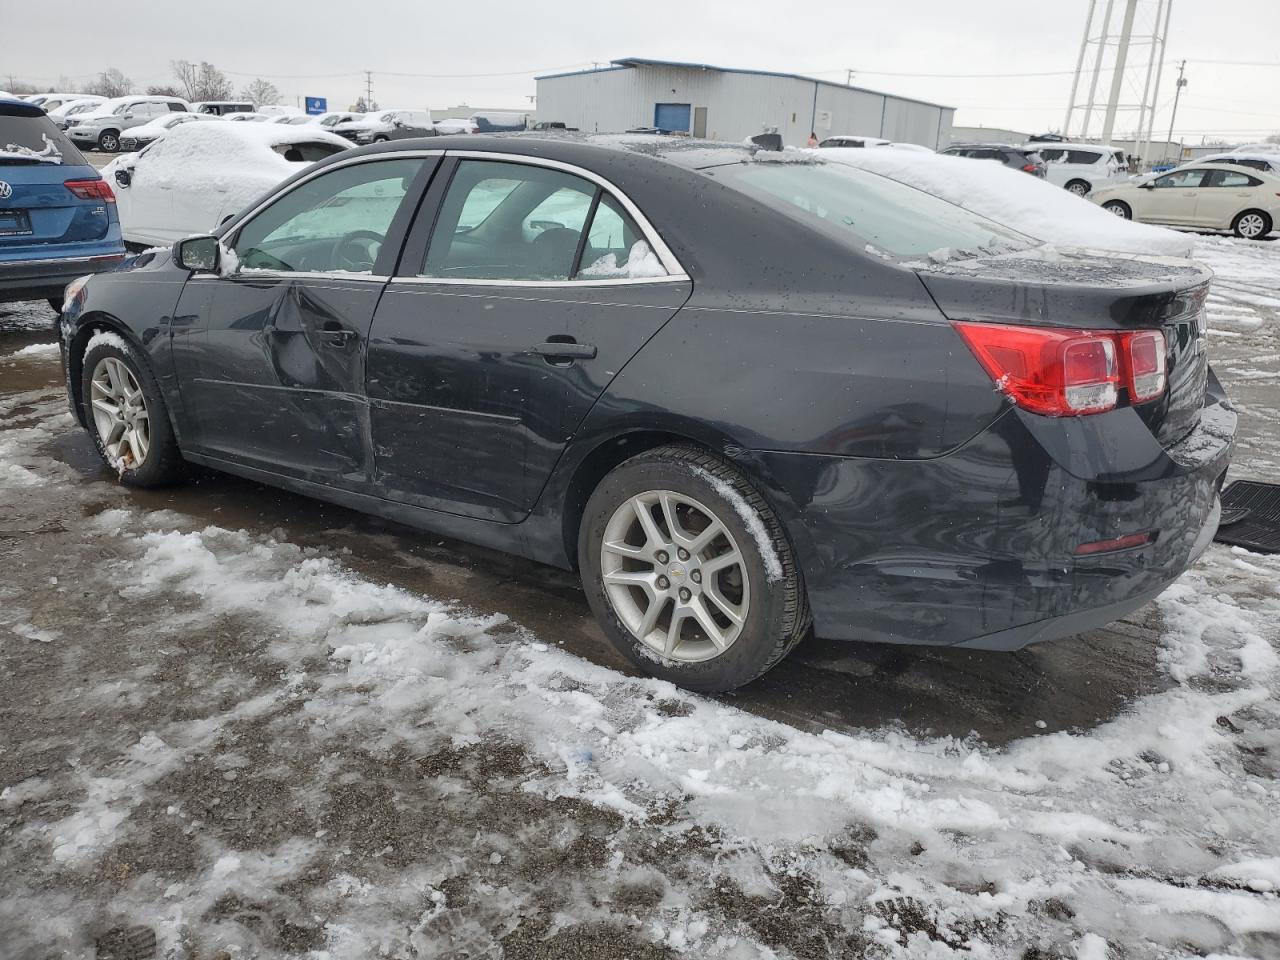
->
[57,134,1234,692]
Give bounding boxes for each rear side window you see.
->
[1066,150,1103,164]
[1205,170,1260,188]
[270,141,347,163]
[0,108,87,166]
[705,159,1035,260]
[421,159,667,282]
[1037,148,1064,162]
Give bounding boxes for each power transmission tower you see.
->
[1064,0,1172,158]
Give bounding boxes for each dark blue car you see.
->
[0,96,125,311]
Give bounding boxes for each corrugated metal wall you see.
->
[536,65,954,150]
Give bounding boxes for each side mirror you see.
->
[392,119,407,128]
[177,235,220,273]
[114,168,132,188]
[123,113,135,120]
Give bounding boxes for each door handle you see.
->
[531,340,597,361]
[320,321,355,347]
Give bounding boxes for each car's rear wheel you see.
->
[97,130,120,152]
[1103,200,1131,219]
[1232,209,1272,240]
[1066,179,1091,197]
[578,445,809,692]
[80,335,185,487]
[373,135,389,143]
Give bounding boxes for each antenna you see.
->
[1064,0,1172,158]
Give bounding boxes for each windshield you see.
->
[704,158,1035,260]
[0,111,86,165]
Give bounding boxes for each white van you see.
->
[1031,142,1126,196]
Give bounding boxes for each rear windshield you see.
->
[703,158,1035,260]
[270,141,347,163]
[0,110,87,166]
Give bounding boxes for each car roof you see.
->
[1161,162,1280,178]
[394,132,763,171]
[1196,153,1278,163]
[1027,142,1115,152]
[0,96,44,117]
[947,143,1029,151]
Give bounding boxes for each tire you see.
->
[1102,200,1131,219]
[578,445,810,692]
[79,333,185,487]
[1066,179,1091,197]
[1232,209,1272,240]
[373,135,390,143]
[97,130,120,153]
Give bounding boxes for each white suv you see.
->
[1030,142,1126,196]
[66,96,191,152]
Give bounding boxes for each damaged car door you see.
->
[171,155,435,489]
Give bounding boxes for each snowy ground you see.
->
[1,238,1278,960]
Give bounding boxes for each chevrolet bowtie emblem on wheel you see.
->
[0,182,12,199]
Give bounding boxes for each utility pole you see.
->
[364,70,374,110]
[845,69,855,86]
[1164,60,1187,164]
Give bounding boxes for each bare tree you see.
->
[241,78,280,108]
[170,60,233,102]
[88,68,133,98]
[1266,132,1280,145]
[146,84,183,98]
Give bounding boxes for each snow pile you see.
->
[817,147,1194,258]
[3,342,59,359]
[579,240,667,279]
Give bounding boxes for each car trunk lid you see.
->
[914,248,1211,447]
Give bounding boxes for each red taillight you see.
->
[954,322,1167,417]
[1074,531,1154,555]
[1022,163,1038,173]
[64,178,115,203]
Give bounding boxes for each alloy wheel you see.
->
[100,133,119,152]
[89,357,150,470]
[1104,202,1128,218]
[1237,213,1266,239]
[1068,182,1088,196]
[600,490,749,662]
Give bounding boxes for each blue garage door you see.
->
[654,103,691,133]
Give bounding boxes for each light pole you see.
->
[1165,61,1187,164]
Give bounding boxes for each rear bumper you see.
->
[758,391,1235,649]
[0,252,127,304]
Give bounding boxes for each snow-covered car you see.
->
[1090,163,1280,240]
[1185,153,1280,175]
[225,113,273,123]
[26,92,103,113]
[272,114,315,125]
[312,112,364,131]
[257,104,304,117]
[818,145,1194,257]
[46,97,107,130]
[1030,142,1126,196]
[333,109,435,144]
[818,134,890,149]
[434,117,478,135]
[191,100,255,116]
[118,112,219,152]
[105,122,350,246]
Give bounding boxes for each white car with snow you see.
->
[46,97,108,130]
[118,112,219,152]
[1185,153,1280,175]
[27,92,103,113]
[333,109,435,144]
[1090,163,1280,240]
[105,122,351,247]
[1029,142,1127,196]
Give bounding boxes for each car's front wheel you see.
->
[1103,200,1132,219]
[579,445,810,692]
[1066,179,1091,197]
[1232,209,1272,240]
[97,130,120,152]
[80,335,185,487]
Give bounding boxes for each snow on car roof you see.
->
[152,120,350,167]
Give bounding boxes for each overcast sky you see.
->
[5,0,1279,144]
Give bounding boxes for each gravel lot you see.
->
[1,237,1278,959]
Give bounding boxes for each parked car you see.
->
[941,143,1046,177]
[25,92,103,113]
[434,117,479,134]
[46,97,107,130]
[1031,142,1125,195]
[105,122,349,247]
[272,115,316,125]
[59,134,1235,692]
[226,113,273,123]
[472,112,527,133]
[530,121,579,132]
[333,109,435,144]
[119,112,219,152]
[1185,153,1280,175]
[312,112,364,130]
[818,135,890,149]
[66,96,191,152]
[191,101,255,116]
[257,105,304,117]
[0,96,125,310]
[1091,163,1280,239]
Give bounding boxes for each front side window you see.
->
[421,159,667,282]
[1154,170,1206,189]
[704,158,1034,260]
[231,158,422,274]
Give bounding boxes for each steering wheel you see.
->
[330,230,385,272]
